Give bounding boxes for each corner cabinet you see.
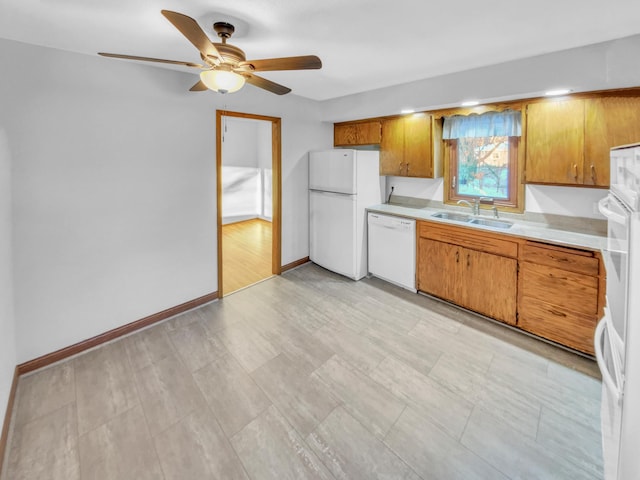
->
[334,121,382,146]
[416,221,605,355]
[525,95,640,187]
[380,114,443,178]
[417,222,518,325]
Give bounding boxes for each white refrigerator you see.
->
[309,149,382,280]
[595,143,640,480]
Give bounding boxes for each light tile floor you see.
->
[1,263,603,479]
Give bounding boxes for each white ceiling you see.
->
[2,0,640,101]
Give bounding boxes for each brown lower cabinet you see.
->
[416,221,604,355]
[518,241,603,355]
[417,223,518,325]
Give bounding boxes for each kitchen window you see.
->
[443,110,523,211]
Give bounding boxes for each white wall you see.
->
[222,118,261,223]
[525,185,606,218]
[257,121,273,219]
[322,34,640,122]
[222,118,260,168]
[1,38,331,362]
[328,35,640,219]
[0,129,16,424]
[221,117,274,223]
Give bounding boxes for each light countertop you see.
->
[367,203,607,252]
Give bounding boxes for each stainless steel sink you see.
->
[431,211,514,229]
[431,212,472,222]
[468,218,513,229]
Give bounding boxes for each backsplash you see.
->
[388,195,607,236]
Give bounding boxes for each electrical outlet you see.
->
[593,202,599,214]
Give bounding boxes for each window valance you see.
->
[443,110,521,139]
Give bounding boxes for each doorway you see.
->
[216,110,282,296]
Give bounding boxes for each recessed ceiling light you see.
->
[461,100,480,107]
[400,109,415,114]
[545,88,571,96]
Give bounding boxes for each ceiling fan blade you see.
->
[189,80,208,92]
[98,52,203,68]
[237,55,322,72]
[242,73,291,95]
[161,10,221,61]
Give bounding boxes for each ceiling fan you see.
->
[98,10,322,95]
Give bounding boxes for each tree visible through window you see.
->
[456,136,509,199]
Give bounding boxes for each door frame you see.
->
[216,110,282,296]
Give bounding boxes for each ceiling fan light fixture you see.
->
[200,69,245,94]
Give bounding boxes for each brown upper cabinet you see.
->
[525,99,585,185]
[334,121,382,146]
[584,96,640,186]
[380,114,443,178]
[525,95,640,187]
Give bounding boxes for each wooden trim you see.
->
[17,291,218,375]
[272,119,282,276]
[216,110,223,301]
[281,256,310,272]
[0,366,19,476]
[216,110,283,297]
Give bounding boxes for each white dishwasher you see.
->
[367,212,416,291]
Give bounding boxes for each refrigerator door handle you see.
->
[595,314,623,405]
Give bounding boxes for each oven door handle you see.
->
[594,315,623,404]
[598,196,627,226]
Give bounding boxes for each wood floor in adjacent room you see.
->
[222,218,272,295]
[1,264,603,480]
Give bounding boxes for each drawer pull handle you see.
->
[467,254,470,267]
[549,309,567,317]
[591,164,596,182]
[455,251,459,263]
[549,274,568,281]
[573,163,578,179]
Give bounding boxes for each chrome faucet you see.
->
[492,206,500,218]
[457,199,479,215]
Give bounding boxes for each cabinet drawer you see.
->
[522,242,599,276]
[519,297,596,355]
[519,262,598,315]
[418,221,518,258]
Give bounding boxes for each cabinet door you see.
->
[417,238,459,302]
[380,117,405,176]
[334,124,358,146]
[404,114,433,177]
[461,248,517,325]
[585,96,640,187]
[525,99,585,185]
[356,121,382,144]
